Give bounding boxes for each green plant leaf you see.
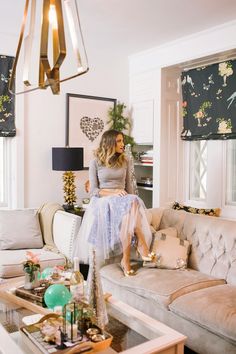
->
[107,102,135,150]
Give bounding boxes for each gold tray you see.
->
[20,313,113,353]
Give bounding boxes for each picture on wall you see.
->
[66,94,117,168]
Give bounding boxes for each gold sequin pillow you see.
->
[151,230,190,270]
[172,201,221,217]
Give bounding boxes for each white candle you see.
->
[67,324,78,340]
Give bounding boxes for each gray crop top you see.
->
[89,157,134,197]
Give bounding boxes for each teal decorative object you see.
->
[41,267,54,280]
[44,284,72,309]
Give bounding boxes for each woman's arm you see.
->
[89,159,100,197]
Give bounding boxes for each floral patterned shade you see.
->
[181,59,236,140]
[0,55,15,137]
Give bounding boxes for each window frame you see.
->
[185,139,236,219]
[0,137,12,208]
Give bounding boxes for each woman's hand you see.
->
[98,188,128,197]
[113,189,127,196]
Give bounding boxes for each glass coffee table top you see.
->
[106,315,147,352]
[0,278,186,354]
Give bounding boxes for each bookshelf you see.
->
[133,144,153,208]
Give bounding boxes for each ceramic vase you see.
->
[24,270,40,290]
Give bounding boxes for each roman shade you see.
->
[0,55,15,137]
[181,59,236,140]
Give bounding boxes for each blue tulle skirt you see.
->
[72,194,152,264]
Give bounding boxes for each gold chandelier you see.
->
[9,0,89,95]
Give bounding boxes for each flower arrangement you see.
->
[23,251,40,282]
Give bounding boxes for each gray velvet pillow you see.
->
[0,209,44,249]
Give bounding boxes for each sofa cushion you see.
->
[169,284,236,343]
[151,229,190,269]
[159,208,187,233]
[0,248,65,278]
[0,209,43,250]
[100,263,225,309]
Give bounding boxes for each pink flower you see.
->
[25,251,40,264]
[23,251,41,280]
[182,101,187,107]
[54,265,64,271]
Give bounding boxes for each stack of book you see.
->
[139,150,153,164]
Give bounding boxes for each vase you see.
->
[24,270,40,290]
[86,248,108,330]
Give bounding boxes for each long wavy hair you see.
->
[95,129,126,167]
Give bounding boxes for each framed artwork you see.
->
[66,94,117,168]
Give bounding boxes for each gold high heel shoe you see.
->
[137,249,156,262]
[142,251,156,262]
[119,261,136,277]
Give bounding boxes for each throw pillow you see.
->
[172,201,221,217]
[151,230,190,270]
[155,227,178,238]
[0,209,44,250]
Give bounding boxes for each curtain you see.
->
[181,59,236,140]
[0,55,15,137]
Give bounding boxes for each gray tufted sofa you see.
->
[100,208,236,354]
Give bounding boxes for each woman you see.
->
[73,129,154,276]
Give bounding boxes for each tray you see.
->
[20,313,113,353]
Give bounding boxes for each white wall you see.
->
[0,33,130,208]
[129,20,236,208]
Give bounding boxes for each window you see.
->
[189,141,207,201]
[0,137,9,207]
[187,139,236,218]
[226,140,236,205]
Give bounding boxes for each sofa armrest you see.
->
[52,211,81,261]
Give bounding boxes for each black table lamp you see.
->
[52,147,84,209]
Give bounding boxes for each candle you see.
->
[67,324,78,340]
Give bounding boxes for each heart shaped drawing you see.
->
[80,116,104,142]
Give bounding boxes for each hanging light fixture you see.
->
[9,0,89,95]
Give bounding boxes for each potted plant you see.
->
[107,102,135,149]
[23,251,41,290]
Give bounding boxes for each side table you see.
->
[63,206,86,218]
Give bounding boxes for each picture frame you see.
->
[66,93,117,168]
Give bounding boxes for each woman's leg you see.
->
[119,212,133,273]
[131,201,151,257]
[118,199,153,275]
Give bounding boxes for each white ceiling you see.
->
[1,0,236,56]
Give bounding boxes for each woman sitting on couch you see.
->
[73,129,154,276]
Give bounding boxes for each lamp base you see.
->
[62,171,77,206]
[63,204,75,211]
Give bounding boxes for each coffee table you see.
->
[0,277,186,353]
